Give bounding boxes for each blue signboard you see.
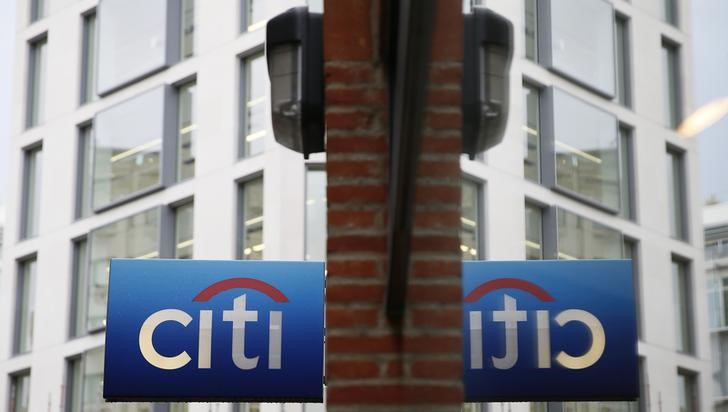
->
[103,259,324,402]
[463,260,638,402]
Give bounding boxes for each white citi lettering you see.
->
[139,309,192,370]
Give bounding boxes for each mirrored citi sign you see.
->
[104,259,324,402]
[463,260,638,402]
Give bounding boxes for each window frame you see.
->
[237,174,265,260]
[619,123,637,221]
[677,368,699,412]
[75,122,94,220]
[171,198,195,259]
[661,38,682,129]
[672,255,695,355]
[79,9,97,105]
[19,143,43,240]
[13,255,37,355]
[180,0,195,59]
[523,80,542,184]
[175,77,197,182]
[614,13,633,108]
[68,236,89,338]
[304,165,327,261]
[666,144,689,241]
[8,369,31,412]
[461,177,485,261]
[524,200,545,260]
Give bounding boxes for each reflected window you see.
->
[177,81,197,181]
[80,11,97,104]
[93,87,168,210]
[174,202,194,259]
[548,88,620,210]
[523,82,540,183]
[667,147,687,240]
[87,208,160,331]
[306,169,326,261]
[557,208,622,260]
[9,372,30,412]
[26,36,46,128]
[525,203,543,260]
[239,177,264,259]
[14,257,37,354]
[673,258,694,354]
[241,53,267,157]
[20,145,42,239]
[461,180,480,260]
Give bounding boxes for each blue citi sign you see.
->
[103,259,324,402]
[463,260,638,401]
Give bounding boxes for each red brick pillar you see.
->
[325,0,464,410]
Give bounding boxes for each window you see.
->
[87,208,160,331]
[664,0,678,26]
[14,257,37,354]
[97,0,180,95]
[174,202,194,259]
[525,202,543,260]
[242,0,266,32]
[666,147,687,240]
[240,53,267,157]
[239,177,264,259]
[177,81,197,181]
[66,347,153,412]
[523,82,540,183]
[538,0,615,96]
[181,0,194,59]
[673,257,694,354]
[524,0,537,61]
[75,124,93,219]
[30,0,45,23]
[20,145,42,239]
[619,125,635,220]
[615,14,632,108]
[624,238,642,339]
[545,88,620,211]
[9,372,30,412]
[93,86,170,210]
[708,267,728,329]
[26,36,47,128]
[80,11,97,104]
[69,238,88,337]
[677,370,698,412]
[557,208,622,260]
[305,169,326,261]
[461,180,481,260]
[662,40,681,129]
[562,402,638,412]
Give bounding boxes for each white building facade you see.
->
[0,0,712,411]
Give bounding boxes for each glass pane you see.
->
[93,87,165,209]
[664,0,678,26]
[243,54,267,157]
[178,81,197,181]
[523,83,540,182]
[677,372,696,412]
[524,0,537,61]
[30,0,45,22]
[87,209,160,331]
[624,239,641,338]
[241,177,264,259]
[71,239,89,337]
[10,373,30,412]
[662,43,680,128]
[15,259,37,353]
[83,347,153,412]
[667,149,686,240]
[557,208,622,260]
[563,401,638,412]
[552,89,620,210]
[461,180,479,260]
[619,126,633,219]
[525,203,542,260]
[305,170,327,261]
[81,13,97,104]
[22,147,42,239]
[615,16,630,107]
[181,0,194,59]
[673,260,693,353]
[78,125,94,218]
[175,203,194,259]
[27,37,46,127]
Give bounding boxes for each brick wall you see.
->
[325,0,464,409]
